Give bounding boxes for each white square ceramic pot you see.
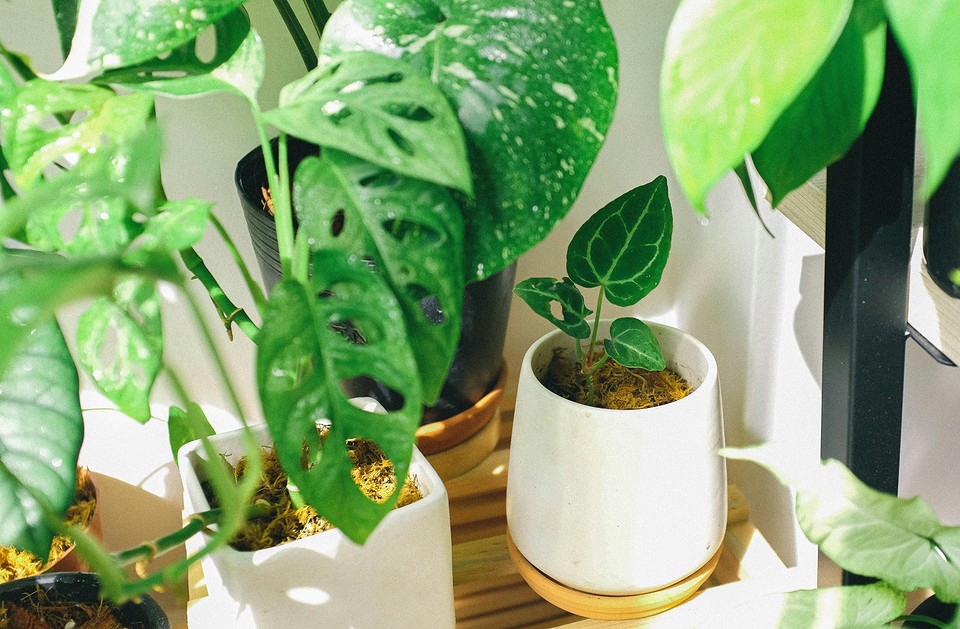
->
[506,320,727,595]
[179,412,455,628]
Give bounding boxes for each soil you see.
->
[205,437,423,552]
[0,590,123,629]
[541,346,692,410]
[0,471,97,584]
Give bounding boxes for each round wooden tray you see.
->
[506,531,722,620]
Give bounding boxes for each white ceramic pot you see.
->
[506,320,727,595]
[179,403,455,629]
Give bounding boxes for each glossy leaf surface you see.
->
[294,150,464,404]
[321,0,618,280]
[567,176,672,307]
[513,277,591,340]
[603,317,664,371]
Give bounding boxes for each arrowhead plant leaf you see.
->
[168,403,215,463]
[727,583,905,628]
[603,317,665,371]
[513,277,591,340]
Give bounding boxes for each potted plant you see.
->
[0,0,619,618]
[505,177,727,619]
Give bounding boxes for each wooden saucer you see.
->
[506,531,722,620]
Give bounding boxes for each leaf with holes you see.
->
[725,444,960,603]
[1,80,154,190]
[567,176,673,307]
[25,197,133,257]
[257,253,421,543]
[51,0,247,79]
[603,317,664,371]
[294,150,464,404]
[265,52,471,194]
[320,0,618,281]
[0,259,83,557]
[513,277,591,339]
[76,277,162,423]
[105,9,264,103]
[137,199,212,253]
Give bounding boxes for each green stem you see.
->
[585,286,605,370]
[292,230,311,283]
[210,213,268,313]
[251,110,294,281]
[180,247,260,342]
[164,362,192,406]
[271,0,318,70]
[896,615,950,629]
[302,0,332,40]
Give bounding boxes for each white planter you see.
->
[506,320,727,595]
[179,405,455,628]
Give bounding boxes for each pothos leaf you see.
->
[51,0,247,79]
[76,276,162,423]
[320,0,619,281]
[567,176,673,307]
[725,444,960,603]
[266,52,472,194]
[256,253,422,544]
[603,317,664,371]
[0,261,83,558]
[512,277,591,339]
[294,150,464,404]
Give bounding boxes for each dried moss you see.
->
[0,586,122,629]
[0,472,97,584]
[206,437,423,552]
[543,346,692,410]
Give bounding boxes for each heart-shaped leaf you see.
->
[294,150,464,404]
[0,259,83,558]
[661,0,852,213]
[168,403,215,463]
[257,252,422,544]
[265,52,471,194]
[51,0,247,79]
[320,0,619,280]
[567,176,673,307]
[76,277,162,423]
[603,317,664,371]
[513,277,591,339]
[726,445,960,603]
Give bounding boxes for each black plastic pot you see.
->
[235,141,514,423]
[924,155,960,298]
[0,572,170,628]
[903,595,958,627]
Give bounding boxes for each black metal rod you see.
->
[821,32,915,585]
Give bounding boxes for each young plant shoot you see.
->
[514,176,673,406]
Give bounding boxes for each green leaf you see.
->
[25,197,133,257]
[566,176,673,307]
[104,9,264,103]
[885,0,960,197]
[725,444,960,603]
[321,0,618,281]
[265,52,471,195]
[0,262,83,558]
[53,0,81,60]
[168,403,215,463]
[661,0,853,214]
[138,199,212,253]
[77,277,163,423]
[513,277,591,339]
[0,148,14,203]
[753,0,886,206]
[727,582,905,628]
[51,0,247,79]
[257,255,421,544]
[603,317,664,371]
[1,80,153,189]
[294,150,464,404]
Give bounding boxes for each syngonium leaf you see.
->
[725,444,960,603]
[603,317,664,371]
[885,0,960,198]
[567,176,673,307]
[77,277,162,423]
[50,0,247,80]
[265,52,472,195]
[753,0,886,207]
[294,149,464,404]
[321,0,619,281]
[0,256,83,558]
[257,252,421,544]
[168,403,215,463]
[661,0,853,214]
[513,277,591,340]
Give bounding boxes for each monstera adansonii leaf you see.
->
[0,263,83,558]
[294,150,464,404]
[257,251,422,544]
[320,0,619,281]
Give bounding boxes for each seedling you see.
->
[514,176,673,405]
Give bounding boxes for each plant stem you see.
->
[180,247,260,342]
[164,361,192,406]
[896,615,950,629]
[210,213,268,313]
[271,0,318,70]
[585,286,605,371]
[302,0,332,40]
[252,109,295,278]
[293,230,311,283]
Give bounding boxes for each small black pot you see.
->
[235,141,513,423]
[903,595,958,627]
[0,572,170,628]
[924,155,960,299]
